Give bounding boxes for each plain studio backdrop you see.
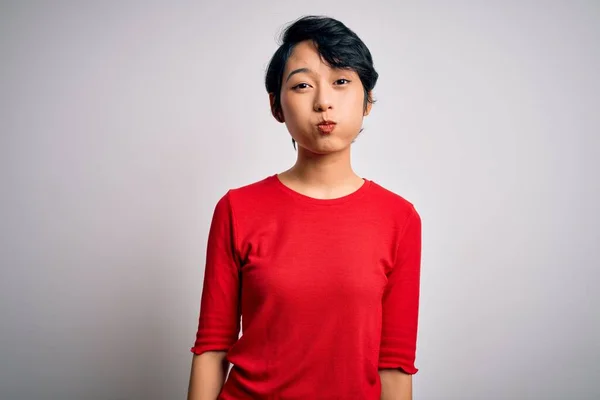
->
[1,1,598,399]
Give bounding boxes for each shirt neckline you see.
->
[269,173,372,206]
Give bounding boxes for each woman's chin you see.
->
[299,138,353,155]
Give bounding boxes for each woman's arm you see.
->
[378,207,421,399]
[188,192,242,399]
[379,369,412,400]
[187,351,229,400]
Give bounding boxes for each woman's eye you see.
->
[293,83,309,90]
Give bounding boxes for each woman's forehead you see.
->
[286,41,327,66]
[284,42,355,77]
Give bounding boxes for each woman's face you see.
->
[271,40,371,155]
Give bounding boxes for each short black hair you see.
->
[265,15,379,149]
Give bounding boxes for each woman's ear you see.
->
[364,91,373,116]
[269,93,284,122]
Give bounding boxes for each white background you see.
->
[1,1,599,399]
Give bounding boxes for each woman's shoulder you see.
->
[225,174,277,199]
[367,179,418,215]
[212,174,280,214]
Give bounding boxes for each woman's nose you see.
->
[313,88,333,112]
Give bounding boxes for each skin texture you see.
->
[276,40,369,154]
[187,351,229,400]
[269,40,372,198]
[379,369,413,400]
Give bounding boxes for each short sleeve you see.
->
[378,206,422,374]
[190,191,242,355]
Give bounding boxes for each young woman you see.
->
[187,15,421,400]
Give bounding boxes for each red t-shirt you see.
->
[191,174,421,399]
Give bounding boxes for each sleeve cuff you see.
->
[378,359,419,375]
[190,343,231,356]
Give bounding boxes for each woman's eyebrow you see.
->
[285,67,313,82]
